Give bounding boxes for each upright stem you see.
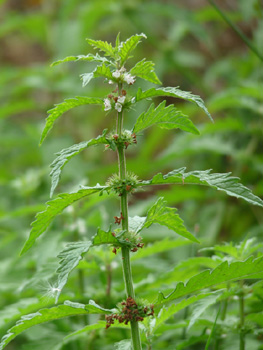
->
[116,83,142,350]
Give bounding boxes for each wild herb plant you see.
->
[1,34,263,350]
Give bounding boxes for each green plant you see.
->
[1,33,263,350]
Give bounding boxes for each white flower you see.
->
[108,80,114,84]
[115,102,122,112]
[117,96,126,104]
[104,98,112,111]
[112,70,121,78]
[123,73,136,85]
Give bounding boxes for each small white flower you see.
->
[112,70,121,78]
[108,80,114,85]
[123,73,136,85]
[115,102,122,112]
[117,96,126,104]
[104,98,112,111]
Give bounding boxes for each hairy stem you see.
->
[116,83,142,350]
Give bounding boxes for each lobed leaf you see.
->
[140,168,263,207]
[40,97,103,144]
[21,186,106,255]
[118,33,147,65]
[0,300,113,350]
[86,38,116,58]
[56,241,93,302]
[130,59,161,85]
[157,256,263,305]
[92,227,119,246]
[136,87,213,122]
[50,53,111,67]
[143,197,199,243]
[133,101,200,135]
[50,129,109,197]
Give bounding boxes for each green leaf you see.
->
[50,130,109,197]
[92,227,119,246]
[130,59,161,85]
[50,53,111,67]
[0,300,113,350]
[118,33,147,65]
[153,292,214,333]
[21,186,106,255]
[187,291,221,330]
[131,238,191,261]
[140,168,263,207]
[133,101,200,135]
[143,197,199,243]
[40,97,103,144]
[81,63,113,87]
[86,38,116,58]
[136,87,213,122]
[157,256,263,305]
[114,339,132,350]
[56,241,93,302]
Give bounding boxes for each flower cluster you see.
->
[106,130,137,151]
[111,229,144,255]
[111,66,136,85]
[105,297,154,329]
[106,172,139,196]
[104,94,126,113]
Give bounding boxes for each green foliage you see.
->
[40,97,103,144]
[136,87,213,121]
[130,59,161,85]
[21,186,106,255]
[133,101,200,135]
[157,256,263,304]
[0,301,113,350]
[141,168,263,207]
[118,33,147,65]
[50,53,110,67]
[50,129,109,197]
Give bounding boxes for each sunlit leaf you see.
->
[86,38,116,58]
[81,63,113,87]
[50,53,111,67]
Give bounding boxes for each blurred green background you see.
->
[0,0,263,349]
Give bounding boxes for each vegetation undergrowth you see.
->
[1,33,263,350]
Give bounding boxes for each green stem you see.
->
[208,0,263,62]
[116,83,142,350]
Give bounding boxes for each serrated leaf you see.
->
[50,53,111,67]
[153,292,214,333]
[130,59,161,85]
[50,130,109,197]
[140,168,263,207]
[21,186,106,255]
[144,197,199,243]
[0,301,113,350]
[157,256,263,305]
[56,241,93,302]
[86,38,116,58]
[136,87,213,122]
[40,97,103,144]
[118,33,147,65]
[133,101,200,135]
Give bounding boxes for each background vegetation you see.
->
[0,0,263,349]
